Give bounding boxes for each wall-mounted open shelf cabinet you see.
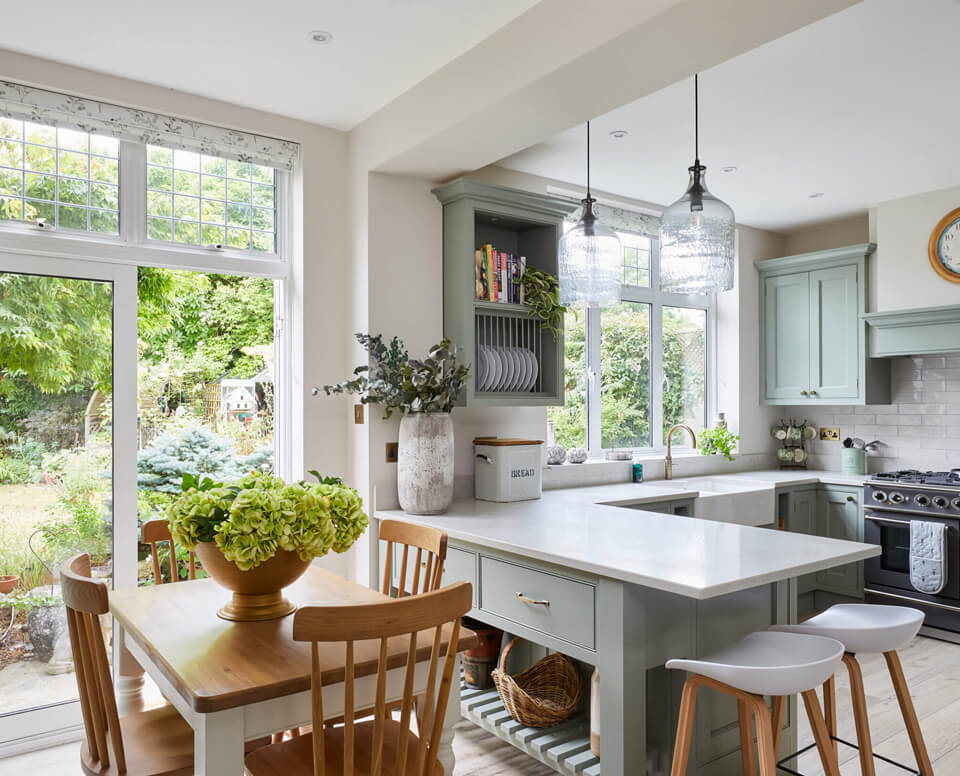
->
[432,178,576,407]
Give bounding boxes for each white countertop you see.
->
[375,470,879,600]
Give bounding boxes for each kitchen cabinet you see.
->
[815,486,864,598]
[757,243,890,405]
[780,488,818,595]
[779,484,864,601]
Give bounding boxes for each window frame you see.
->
[578,233,717,457]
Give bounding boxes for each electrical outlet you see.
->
[353,404,364,424]
[820,427,840,441]
[385,442,398,463]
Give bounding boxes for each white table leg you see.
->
[194,707,245,776]
[115,623,145,715]
[436,654,460,775]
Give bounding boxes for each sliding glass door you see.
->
[0,255,136,752]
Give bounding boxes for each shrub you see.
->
[137,425,273,495]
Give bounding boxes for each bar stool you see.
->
[771,603,931,776]
[666,631,845,776]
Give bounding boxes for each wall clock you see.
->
[928,207,960,283]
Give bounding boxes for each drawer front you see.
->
[479,555,595,649]
[442,545,478,607]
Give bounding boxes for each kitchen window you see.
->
[548,228,715,455]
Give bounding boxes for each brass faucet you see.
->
[664,424,697,480]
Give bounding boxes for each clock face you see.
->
[938,216,960,274]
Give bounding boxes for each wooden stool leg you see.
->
[770,696,785,760]
[670,678,700,776]
[885,650,934,776]
[823,673,838,759]
[738,700,757,776]
[802,689,841,776]
[843,653,876,776]
[751,697,777,776]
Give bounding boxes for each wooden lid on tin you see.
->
[473,437,543,446]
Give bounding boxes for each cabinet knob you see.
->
[846,496,856,503]
[810,390,818,396]
[800,390,808,397]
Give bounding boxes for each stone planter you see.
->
[28,604,66,662]
[398,412,454,515]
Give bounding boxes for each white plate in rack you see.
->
[505,348,521,391]
[512,347,529,391]
[480,345,499,392]
[476,347,487,391]
[524,348,539,391]
[498,347,514,391]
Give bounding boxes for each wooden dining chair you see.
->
[244,581,473,776]
[62,552,195,776]
[141,519,195,585]
[379,520,448,598]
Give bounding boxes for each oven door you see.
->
[864,509,960,600]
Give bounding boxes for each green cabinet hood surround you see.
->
[862,305,960,357]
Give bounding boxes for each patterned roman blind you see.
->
[563,197,660,238]
[0,79,299,171]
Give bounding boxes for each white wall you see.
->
[873,185,960,311]
[782,214,868,256]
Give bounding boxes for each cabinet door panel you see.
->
[764,273,811,401]
[810,265,859,399]
[815,487,863,597]
[786,489,817,595]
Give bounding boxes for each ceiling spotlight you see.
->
[808,192,824,199]
[609,130,628,139]
[309,30,333,44]
[721,166,738,173]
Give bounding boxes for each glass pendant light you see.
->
[660,74,735,295]
[558,122,621,306]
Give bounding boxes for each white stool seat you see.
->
[665,631,844,696]
[770,604,924,654]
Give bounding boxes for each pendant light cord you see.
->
[694,73,699,166]
[586,120,591,198]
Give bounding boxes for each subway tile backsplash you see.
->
[782,353,960,473]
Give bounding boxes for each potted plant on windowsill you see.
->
[166,471,368,621]
[319,334,470,515]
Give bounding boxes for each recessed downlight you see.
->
[309,30,333,44]
[721,165,738,173]
[808,192,824,198]
[609,130,628,139]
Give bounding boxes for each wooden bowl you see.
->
[193,543,311,621]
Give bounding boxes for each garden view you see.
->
[0,267,274,716]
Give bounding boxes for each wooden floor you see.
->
[3,634,958,775]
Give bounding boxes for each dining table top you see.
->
[109,566,476,713]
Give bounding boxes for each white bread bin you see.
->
[474,438,543,502]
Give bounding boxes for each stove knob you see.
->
[954,498,960,510]
[890,492,905,504]
[872,490,887,502]
[915,494,930,506]
[934,496,949,508]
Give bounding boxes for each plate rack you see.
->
[475,310,543,394]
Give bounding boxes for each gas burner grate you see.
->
[873,469,960,486]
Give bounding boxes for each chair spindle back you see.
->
[141,518,195,584]
[61,553,127,773]
[293,582,472,776]
[379,520,447,598]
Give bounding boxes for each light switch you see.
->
[819,427,840,441]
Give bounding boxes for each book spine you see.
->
[484,244,496,302]
[474,249,484,300]
[500,251,507,304]
[520,256,526,304]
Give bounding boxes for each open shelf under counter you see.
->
[461,679,600,776]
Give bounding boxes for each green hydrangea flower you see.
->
[318,482,369,553]
[166,486,234,548]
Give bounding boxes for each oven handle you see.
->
[865,588,960,613]
[864,514,912,527]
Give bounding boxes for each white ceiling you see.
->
[0,0,540,131]
[499,0,960,232]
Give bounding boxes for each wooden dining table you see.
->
[109,566,476,776]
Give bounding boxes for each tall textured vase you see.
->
[398,412,454,515]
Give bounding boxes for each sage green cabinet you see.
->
[758,244,890,406]
[781,488,818,595]
[815,486,864,598]
[432,178,575,407]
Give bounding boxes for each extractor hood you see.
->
[862,305,960,357]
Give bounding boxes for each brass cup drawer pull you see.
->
[516,592,550,607]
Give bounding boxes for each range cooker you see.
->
[864,469,960,643]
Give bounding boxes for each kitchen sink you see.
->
[648,476,775,527]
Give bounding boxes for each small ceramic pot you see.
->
[0,574,19,594]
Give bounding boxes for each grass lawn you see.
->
[0,484,66,579]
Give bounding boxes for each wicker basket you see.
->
[491,638,583,727]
